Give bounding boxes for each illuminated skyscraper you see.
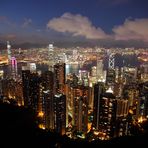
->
[27,63,37,73]
[140,64,148,82]
[0,70,4,99]
[7,41,11,64]
[11,57,18,79]
[108,53,115,70]
[96,59,104,82]
[106,53,116,91]
[99,92,116,139]
[54,63,66,94]
[73,85,89,134]
[92,82,120,139]
[115,98,129,137]
[78,70,89,86]
[22,67,30,107]
[41,71,54,129]
[92,82,105,130]
[73,49,78,61]
[22,67,40,112]
[106,69,115,89]
[48,44,54,71]
[54,93,66,135]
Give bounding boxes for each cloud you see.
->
[47,13,109,39]
[22,18,32,28]
[112,18,148,42]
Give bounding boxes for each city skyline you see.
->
[0,0,148,47]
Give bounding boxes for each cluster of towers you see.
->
[22,58,66,134]
[3,42,147,140]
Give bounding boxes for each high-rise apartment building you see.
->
[73,85,89,134]
[54,63,65,94]
[41,71,54,129]
[54,93,66,135]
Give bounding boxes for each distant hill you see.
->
[0,40,148,49]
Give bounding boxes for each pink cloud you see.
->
[47,13,109,39]
[113,18,148,42]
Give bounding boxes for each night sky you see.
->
[0,0,148,46]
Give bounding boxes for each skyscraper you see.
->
[96,59,104,82]
[54,63,66,94]
[99,92,116,139]
[92,82,105,130]
[41,71,54,129]
[22,67,40,112]
[48,44,54,71]
[73,85,89,134]
[7,41,11,64]
[11,57,18,79]
[0,70,4,99]
[22,67,30,107]
[54,93,66,135]
[106,53,116,91]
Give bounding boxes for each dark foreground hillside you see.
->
[0,101,148,147]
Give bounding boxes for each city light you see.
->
[38,124,45,130]
[38,111,44,118]
[138,116,147,123]
[0,41,148,143]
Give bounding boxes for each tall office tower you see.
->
[0,70,4,99]
[96,59,104,82]
[99,92,117,140]
[140,64,148,82]
[88,86,94,110]
[41,71,54,129]
[57,52,67,63]
[90,66,97,85]
[92,82,105,130]
[65,73,79,127]
[27,72,40,111]
[106,69,115,87]
[48,44,54,71]
[106,53,115,89]
[7,41,11,64]
[54,93,66,135]
[73,49,78,61]
[73,85,89,134]
[115,98,129,137]
[78,70,89,86]
[11,57,18,79]
[115,66,119,83]
[22,67,40,112]
[22,67,30,107]
[123,84,140,119]
[138,82,148,118]
[27,63,37,73]
[54,63,65,94]
[108,53,115,70]
[91,66,97,77]
[15,80,24,106]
